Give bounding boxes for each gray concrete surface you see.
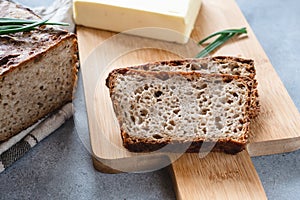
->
[1,0,299,199]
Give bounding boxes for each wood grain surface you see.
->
[77,0,300,164]
[76,0,300,199]
[170,151,267,200]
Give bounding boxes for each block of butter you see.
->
[73,0,202,43]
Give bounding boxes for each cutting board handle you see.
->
[168,151,267,200]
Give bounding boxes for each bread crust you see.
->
[0,0,78,141]
[107,67,251,154]
[0,0,77,76]
[121,130,246,155]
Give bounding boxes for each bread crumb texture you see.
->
[131,56,259,118]
[0,39,77,140]
[0,0,78,141]
[110,70,250,145]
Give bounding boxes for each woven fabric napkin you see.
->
[0,103,73,173]
[0,0,75,173]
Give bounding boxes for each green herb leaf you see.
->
[0,19,48,35]
[0,18,36,25]
[0,18,69,26]
[0,25,23,30]
[0,18,69,35]
[196,27,247,58]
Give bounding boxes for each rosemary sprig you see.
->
[196,27,247,58]
[0,18,69,35]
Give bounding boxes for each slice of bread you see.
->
[0,1,78,141]
[106,68,251,154]
[129,56,259,118]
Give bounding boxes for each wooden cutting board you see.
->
[76,0,300,198]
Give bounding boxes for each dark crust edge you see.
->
[121,124,249,154]
[107,68,251,154]
[121,125,248,155]
[122,134,246,155]
[0,0,77,77]
[0,33,77,77]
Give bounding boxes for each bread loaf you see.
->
[106,68,251,154]
[129,56,259,118]
[0,0,78,141]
